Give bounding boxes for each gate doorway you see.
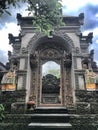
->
[40,61,63,107]
[29,36,72,108]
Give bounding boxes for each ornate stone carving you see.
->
[30,54,38,69]
[64,53,72,67]
[65,68,73,107]
[27,32,44,52]
[82,58,91,69]
[75,47,80,54]
[27,30,75,53]
[54,30,74,50]
[40,48,61,59]
[42,74,60,94]
[21,47,28,54]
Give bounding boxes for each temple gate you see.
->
[1,12,98,130]
[2,13,97,110]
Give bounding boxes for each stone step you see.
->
[30,114,70,123]
[28,123,72,129]
[28,107,72,129]
[30,107,68,114]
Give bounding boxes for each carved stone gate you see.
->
[7,13,97,110]
[29,35,73,107]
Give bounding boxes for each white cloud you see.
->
[93,28,98,37]
[95,13,98,17]
[96,40,98,44]
[82,30,91,35]
[95,60,98,66]
[0,22,20,52]
[62,0,98,15]
[42,61,60,76]
[83,27,98,37]
[62,0,98,8]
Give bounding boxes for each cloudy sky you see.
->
[0,0,98,65]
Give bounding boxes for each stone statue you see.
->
[1,69,16,91]
[85,69,96,90]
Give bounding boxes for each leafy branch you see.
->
[27,0,64,35]
[0,0,65,35]
[0,0,26,16]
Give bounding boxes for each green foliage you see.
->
[27,0,64,35]
[0,104,5,122]
[48,69,60,78]
[0,0,26,16]
[0,0,64,35]
[44,69,60,78]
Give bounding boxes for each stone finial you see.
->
[8,33,14,44]
[79,13,84,25]
[86,32,93,44]
[16,13,22,25]
[8,33,21,45]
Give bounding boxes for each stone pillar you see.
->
[17,76,23,90]
[78,75,85,90]
[21,33,35,48]
[19,58,25,70]
[77,58,82,69]
[25,54,31,103]
[17,58,26,90]
[71,49,76,104]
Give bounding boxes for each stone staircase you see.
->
[28,107,72,129]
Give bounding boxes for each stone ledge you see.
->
[28,123,72,128]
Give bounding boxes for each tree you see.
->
[0,0,26,16]
[27,0,63,35]
[0,0,64,35]
[48,69,60,78]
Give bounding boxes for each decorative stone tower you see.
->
[7,13,98,111]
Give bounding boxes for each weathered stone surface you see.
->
[75,90,98,102]
[0,113,98,130]
[0,90,26,113]
[75,90,98,114]
[75,102,91,114]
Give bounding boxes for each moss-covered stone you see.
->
[0,123,28,130]
[0,90,26,113]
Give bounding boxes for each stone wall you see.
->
[0,113,98,130]
[0,90,26,113]
[75,90,98,114]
